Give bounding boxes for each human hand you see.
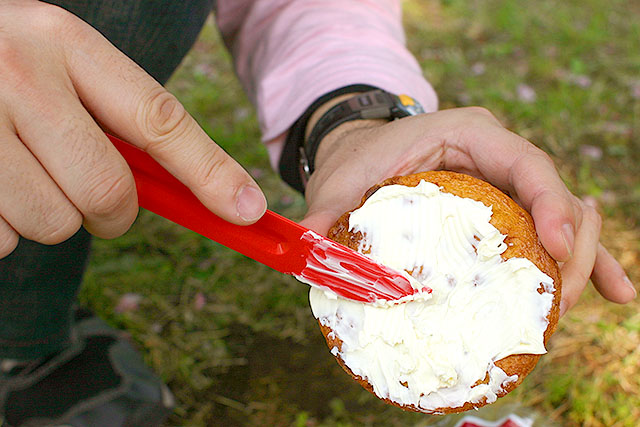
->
[0,1,266,259]
[300,106,636,315]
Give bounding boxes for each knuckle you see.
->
[137,88,191,144]
[0,226,18,260]
[533,147,554,165]
[29,3,81,37]
[82,170,136,218]
[584,204,602,229]
[456,107,505,144]
[0,4,82,91]
[525,146,555,170]
[29,204,82,245]
[16,3,97,53]
[465,106,498,122]
[0,36,19,65]
[511,145,552,176]
[193,150,232,189]
[521,144,555,169]
[60,118,109,170]
[0,38,31,89]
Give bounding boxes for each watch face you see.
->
[403,101,425,116]
[396,94,425,116]
[301,90,425,184]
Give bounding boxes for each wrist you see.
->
[279,87,424,193]
[306,93,387,170]
[305,93,361,138]
[312,118,387,171]
[278,84,381,194]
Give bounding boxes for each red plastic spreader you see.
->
[108,134,427,303]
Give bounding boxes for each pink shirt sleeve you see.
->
[216,0,438,168]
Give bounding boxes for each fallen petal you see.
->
[572,74,592,88]
[115,293,142,314]
[471,62,486,75]
[194,291,207,311]
[579,144,603,160]
[249,167,265,179]
[279,194,294,206]
[517,83,537,103]
[631,82,640,100]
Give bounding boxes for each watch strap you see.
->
[278,84,380,194]
[303,90,409,181]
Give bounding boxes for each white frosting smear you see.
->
[309,180,555,412]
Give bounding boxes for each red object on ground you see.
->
[455,414,533,427]
[108,134,428,303]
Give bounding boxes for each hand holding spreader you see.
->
[108,134,428,303]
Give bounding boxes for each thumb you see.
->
[301,175,366,236]
[299,207,345,236]
[62,18,266,224]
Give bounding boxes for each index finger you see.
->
[61,19,266,225]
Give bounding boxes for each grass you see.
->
[80,0,639,425]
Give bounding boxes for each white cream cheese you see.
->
[309,180,555,412]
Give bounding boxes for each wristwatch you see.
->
[278,86,425,193]
[299,89,425,188]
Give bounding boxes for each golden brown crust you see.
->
[320,171,562,414]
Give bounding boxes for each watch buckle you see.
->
[298,146,311,188]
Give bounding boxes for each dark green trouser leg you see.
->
[1,1,215,425]
[0,230,92,360]
[0,0,214,362]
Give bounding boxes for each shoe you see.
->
[0,309,174,427]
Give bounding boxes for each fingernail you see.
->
[624,276,637,299]
[236,185,266,221]
[561,223,575,259]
